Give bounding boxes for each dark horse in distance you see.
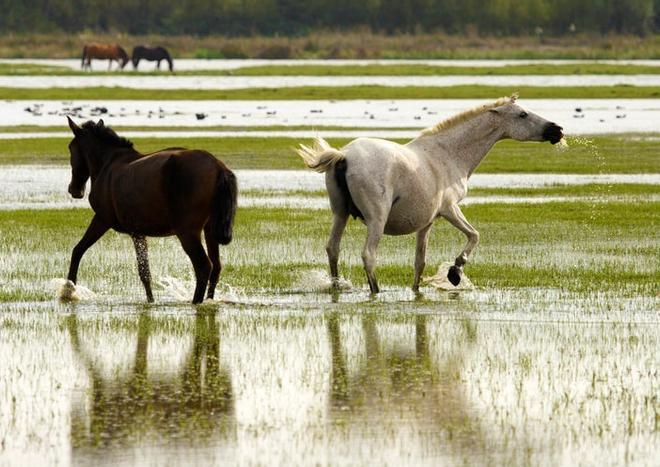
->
[81,43,129,70]
[132,45,174,72]
[65,117,237,304]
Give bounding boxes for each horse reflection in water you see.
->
[326,313,489,461]
[63,311,492,463]
[65,311,234,451]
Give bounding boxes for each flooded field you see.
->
[2,99,659,133]
[3,57,660,71]
[1,166,658,210]
[1,57,658,465]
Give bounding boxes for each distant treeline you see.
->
[1,0,658,36]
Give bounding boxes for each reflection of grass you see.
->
[1,135,658,174]
[2,63,660,76]
[1,85,658,100]
[0,199,657,301]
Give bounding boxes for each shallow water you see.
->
[3,99,658,134]
[3,58,660,71]
[1,166,657,210]
[1,298,658,466]
[3,74,660,90]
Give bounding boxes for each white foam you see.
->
[293,269,352,293]
[51,278,96,301]
[423,262,474,291]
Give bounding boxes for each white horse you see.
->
[297,95,563,293]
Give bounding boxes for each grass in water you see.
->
[0,199,657,302]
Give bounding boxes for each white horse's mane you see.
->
[420,93,518,136]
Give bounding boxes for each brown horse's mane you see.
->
[81,121,133,148]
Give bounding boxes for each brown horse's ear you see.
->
[67,116,81,135]
[98,118,104,127]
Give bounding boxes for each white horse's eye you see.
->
[519,111,528,118]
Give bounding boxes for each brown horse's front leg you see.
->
[68,215,110,284]
[177,232,212,304]
[132,236,154,303]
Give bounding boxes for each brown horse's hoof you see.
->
[447,266,461,286]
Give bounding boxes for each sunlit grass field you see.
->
[1,85,658,100]
[1,135,658,173]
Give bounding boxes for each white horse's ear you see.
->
[489,108,500,114]
[510,92,519,103]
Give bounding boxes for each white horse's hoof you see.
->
[447,266,462,286]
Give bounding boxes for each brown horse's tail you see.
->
[211,168,237,245]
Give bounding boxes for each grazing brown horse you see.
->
[65,117,238,304]
[81,43,129,70]
[132,45,174,72]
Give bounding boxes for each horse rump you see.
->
[334,159,364,220]
[210,168,237,245]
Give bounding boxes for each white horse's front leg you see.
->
[413,223,432,292]
[442,204,480,286]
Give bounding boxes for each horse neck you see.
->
[413,112,504,178]
[85,144,135,182]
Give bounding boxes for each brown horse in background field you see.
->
[64,117,238,304]
[81,43,129,70]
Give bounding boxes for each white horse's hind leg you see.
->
[442,204,480,286]
[362,220,386,293]
[327,213,348,283]
[413,223,433,291]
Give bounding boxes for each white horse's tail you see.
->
[297,137,345,173]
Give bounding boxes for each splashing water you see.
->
[564,136,612,236]
[156,277,194,302]
[51,278,96,301]
[293,269,352,293]
[555,137,569,151]
[423,262,474,291]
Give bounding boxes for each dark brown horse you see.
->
[65,117,238,304]
[81,43,129,70]
[132,45,174,72]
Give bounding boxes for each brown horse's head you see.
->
[118,46,130,69]
[67,117,89,198]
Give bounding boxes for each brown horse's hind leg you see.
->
[177,232,212,304]
[204,225,222,300]
[132,235,154,303]
[67,215,110,284]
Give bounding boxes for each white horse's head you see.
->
[489,96,564,144]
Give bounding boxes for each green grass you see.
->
[0,199,657,302]
[2,63,660,76]
[1,85,658,100]
[1,135,658,174]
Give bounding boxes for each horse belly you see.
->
[384,198,434,236]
